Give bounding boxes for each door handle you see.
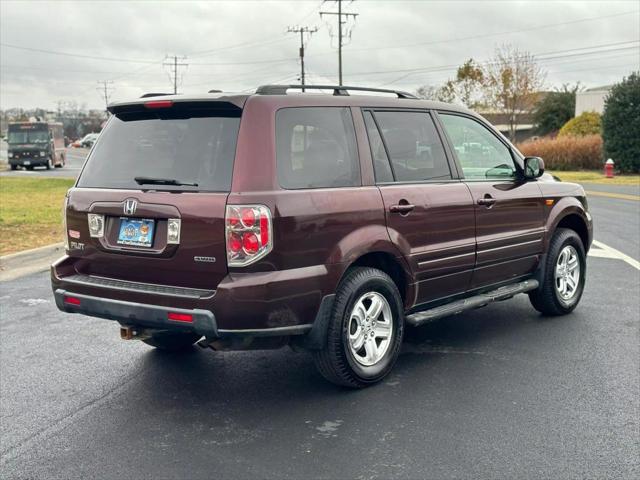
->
[477,195,497,207]
[389,203,415,214]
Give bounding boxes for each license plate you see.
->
[23,160,30,165]
[117,218,155,247]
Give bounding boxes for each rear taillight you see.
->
[225,205,272,267]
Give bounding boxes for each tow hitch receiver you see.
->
[120,326,149,341]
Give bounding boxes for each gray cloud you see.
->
[1,0,638,109]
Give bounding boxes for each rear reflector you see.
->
[168,312,193,323]
[144,100,173,109]
[64,296,81,306]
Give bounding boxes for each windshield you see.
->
[7,130,49,144]
[77,107,241,192]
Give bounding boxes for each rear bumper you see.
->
[54,288,218,337]
[51,255,344,340]
[9,157,47,166]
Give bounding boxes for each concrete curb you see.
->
[0,243,65,282]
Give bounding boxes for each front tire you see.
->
[529,228,586,315]
[313,267,404,388]
[46,157,53,170]
[143,331,201,351]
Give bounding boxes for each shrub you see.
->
[533,85,578,136]
[602,72,640,173]
[558,111,601,137]
[517,134,603,170]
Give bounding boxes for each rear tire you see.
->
[313,267,404,388]
[10,164,17,171]
[143,331,201,351]
[529,228,586,316]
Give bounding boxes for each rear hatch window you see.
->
[77,105,241,192]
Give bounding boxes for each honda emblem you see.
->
[124,199,137,216]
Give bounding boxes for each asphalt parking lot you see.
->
[1,187,638,479]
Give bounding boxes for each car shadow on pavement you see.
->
[130,294,560,403]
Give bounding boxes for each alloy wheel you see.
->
[554,245,581,301]
[347,291,394,367]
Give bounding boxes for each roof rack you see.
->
[140,92,174,98]
[255,84,418,99]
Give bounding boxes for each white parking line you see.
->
[589,240,640,271]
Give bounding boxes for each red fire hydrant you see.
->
[605,158,615,178]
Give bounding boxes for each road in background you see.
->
[588,195,640,260]
[1,190,638,479]
[0,146,87,179]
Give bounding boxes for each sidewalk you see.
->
[0,243,64,282]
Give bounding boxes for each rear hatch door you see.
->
[66,100,242,290]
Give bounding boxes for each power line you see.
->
[377,43,640,87]
[2,8,635,69]
[163,55,188,94]
[189,36,287,58]
[189,57,296,66]
[96,80,114,112]
[287,26,318,90]
[322,9,639,56]
[0,43,159,64]
[337,41,640,81]
[320,0,358,85]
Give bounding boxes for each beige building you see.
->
[575,85,612,115]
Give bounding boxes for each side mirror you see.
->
[523,156,544,179]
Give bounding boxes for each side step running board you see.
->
[405,279,539,327]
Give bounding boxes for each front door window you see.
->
[439,114,516,180]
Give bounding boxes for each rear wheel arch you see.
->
[345,251,412,308]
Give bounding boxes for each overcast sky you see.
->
[1,0,638,110]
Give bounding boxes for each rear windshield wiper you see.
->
[134,177,199,187]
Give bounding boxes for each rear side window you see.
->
[77,107,241,192]
[373,111,451,182]
[276,107,360,189]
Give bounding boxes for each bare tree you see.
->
[482,45,546,141]
[415,59,483,108]
[415,85,439,100]
[415,81,456,103]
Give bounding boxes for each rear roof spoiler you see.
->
[140,92,175,98]
[108,96,247,114]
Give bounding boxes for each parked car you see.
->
[70,134,94,148]
[80,133,99,148]
[51,85,592,388]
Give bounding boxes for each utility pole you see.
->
[163,55,188,94]
[320,0,358,85]
[287,26,318,91]
[96,80,114,114]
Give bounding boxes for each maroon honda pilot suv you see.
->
[52,85,592,387]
